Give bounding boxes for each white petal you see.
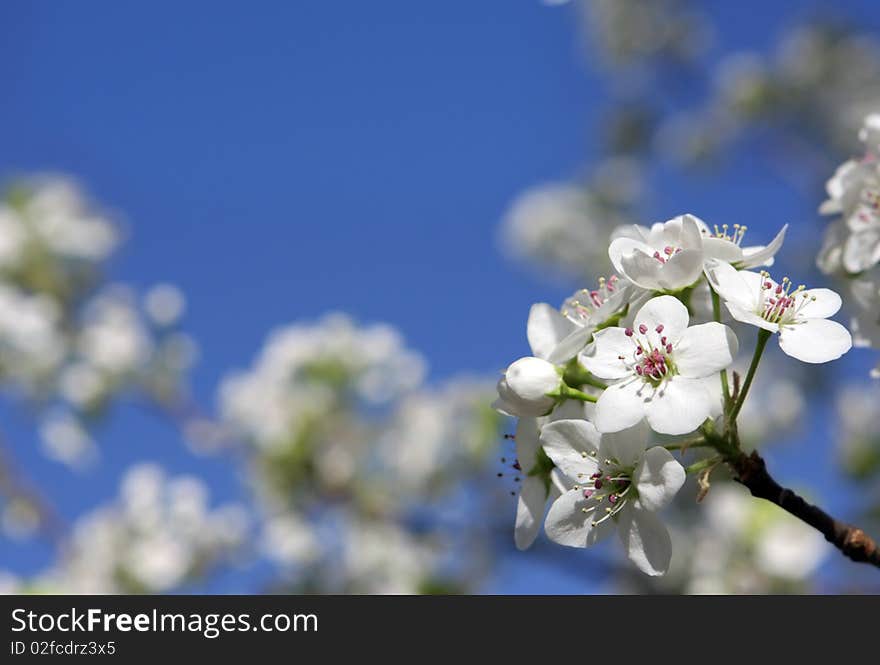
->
[819,198,842,215]
[704,259,756,310]
[656,248,703,291]
[634,446,686,511]
[550,468,572,495]
[816,220,847,274]
[503,357,559,416]
[491,396,515,416]
[796,288,842,319]
[594,379,647,433]
[738,224,787,268]
[544,489,615,548]
[514,418,540,466]
[677,214,705,249]
[843,228,880,273]
[655,214,703,250]
[645,377,712,435]
[548,399,592,422]
[778,319,852,364]
[547,326,593,365]
[600,419,651,467]
[617,505,672,576]
[515,476,547,550]
[701,237,744,263]
[609,237,655,278]
[725,302,780,333]
[634,295,690,344]
[527,303,575,360]
[701,375,725,418]
[540,419,601,480]
[673,322,738,378]
[611,223,651,243]
[579,327,634,380]
[619,247,665,290]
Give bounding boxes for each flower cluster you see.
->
[0,177,198,469]
[820,114,880,378]
[495,212,851,575]
[216,314,501,593]
[10,464,248,594]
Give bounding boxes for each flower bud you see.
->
[496,357,560,417]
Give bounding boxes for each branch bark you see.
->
[730,450,880,569]
[0,432,68,548]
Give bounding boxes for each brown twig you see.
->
[0,432,68,549]
[730,450,880,569]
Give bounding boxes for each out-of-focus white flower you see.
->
[664,25,880,168]
[39,412,96,469]
[0,571,21,594]
[78,290,152,374]
[579,0,711,67]
[341,520,435,594]
[144,284,186,327]
[262,514,320,567]
[379,378,498,493]
[500,183,622,278]
[819,159,880,274]
[0,285,66,385]
[835,382,880,470]
[850,270,880,350]
[819,114,880,274]
[736,374,805,443]
[58,362,106,408]
[220,314,425,449]
[687,484,827,593]
[20,176,118,262]
[35,463,247,593]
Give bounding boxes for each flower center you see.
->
[701,222,748,246]
[854,187,880,227]
[621,322,677,386]
[562,275,620,324]
[652,246,681,264]
[572,450,634,527]
[755,271,815,325]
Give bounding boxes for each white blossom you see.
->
[144,284,186,327]
[581,295,737,435]
[706,260,852,363]
[541,418,686,576]
[819,114,880,274]
[609,214,706,291]
[35,464,247,593]
[500,183,624,278]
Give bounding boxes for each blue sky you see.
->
[1,1,878,593]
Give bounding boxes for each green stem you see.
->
[664,438,710,452]
[562,361,608,390]
[556,384,598,404]
[710,287,731,409]
[729,328,771,423]
[685,456,721,476]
